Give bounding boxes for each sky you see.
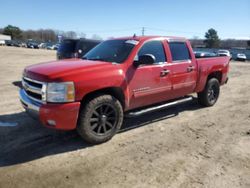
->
[0,0,249,39]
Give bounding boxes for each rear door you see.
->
[127,40,172,109]
[166,41,197,98]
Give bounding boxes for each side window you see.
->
[137,41,166,64]
[169,42,191,61]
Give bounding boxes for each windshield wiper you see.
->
[82,57,111,62]
[87,58,108,62]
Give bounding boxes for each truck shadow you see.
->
[0,99,201,167]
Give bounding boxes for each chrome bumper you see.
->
[19,89,42,119]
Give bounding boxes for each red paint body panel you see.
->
[39,102,80,130]
[23,36,230,130]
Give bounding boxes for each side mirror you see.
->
[134,54,155,67]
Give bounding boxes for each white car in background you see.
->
[0,40,5,46]
[194,51,216,58]
[38,43,46,49]
[236,53,247,61]
[47,44,59,50]
[217,50,232,59]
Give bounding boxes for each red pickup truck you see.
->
[20,36,230,143]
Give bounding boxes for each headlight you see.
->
[47,82,75,103]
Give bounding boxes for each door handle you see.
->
[160,69,170,77]
[187,66,195,72]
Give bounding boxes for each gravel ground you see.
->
[0,46,250,188]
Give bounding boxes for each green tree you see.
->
[3,25,22,40]
[204,28,220,48]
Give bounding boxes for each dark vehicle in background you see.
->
[57,39,77,59]
[57,38,101,60]
[4,40,12,46]
[5,40,21,47]
[75,39,101,58]
[26,41,39,49]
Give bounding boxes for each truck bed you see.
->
[195,56,230,92]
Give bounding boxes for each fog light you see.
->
[47,120,56,126]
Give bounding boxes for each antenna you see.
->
[142,27,145,36]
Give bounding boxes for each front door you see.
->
[127,40,172,109]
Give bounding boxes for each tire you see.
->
[197,78,220,107]
[77,95,123,144]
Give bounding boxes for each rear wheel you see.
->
[77,95,123,144]
[197,78,220,107]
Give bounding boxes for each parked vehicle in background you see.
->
[236,53,247,61]
[45,43,58,50]
[217,49,232,59]
[57,39,77,59]
[194,51,217,58]
[217,50,230,56]
[26,41,39,49]
[57,38,101,59]
[53,44,59,50]
[4,40,21,47]
[5,40,15,46]
[12,40,21,47]
[5,40,12,46]
[20,42,27,48]
[0,40,5,46]
[45,43,53,49]
[75,39,101,58]
[38,43,47,49]
[20,36,230,144]
[47,44,59,50]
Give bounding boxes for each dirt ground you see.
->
[0,46,250,188]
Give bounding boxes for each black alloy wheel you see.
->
[77,95,124,144]
[89,104,118,135]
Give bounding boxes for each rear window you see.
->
[169,42,190,61]
[58,40,77,53]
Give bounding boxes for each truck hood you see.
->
[24,59,118,82]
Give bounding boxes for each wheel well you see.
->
[207,71,222,83]
[80,87,125,109]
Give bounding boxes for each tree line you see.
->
[0,25,101,42]
[0,25,249,49]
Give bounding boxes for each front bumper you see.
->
[19,89,81,130]
[20,89,41,119]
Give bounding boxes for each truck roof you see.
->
[112,35,187,42]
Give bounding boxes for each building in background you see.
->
[0,34,11,45]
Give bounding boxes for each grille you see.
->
[22,77,45,103]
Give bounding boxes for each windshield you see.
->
[83,39,137,63]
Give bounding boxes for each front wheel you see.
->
[197,78,220,107]
[77,95,124,144]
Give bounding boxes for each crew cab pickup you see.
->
[20,36,230,143]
